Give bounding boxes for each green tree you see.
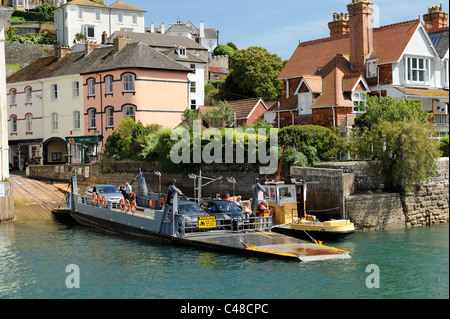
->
[202,101,234,127]
[213,44,235,56]
[350,97,440,192]
[439,135,449,157]
[224,46,285,101]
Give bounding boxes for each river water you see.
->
[0,220,448,299]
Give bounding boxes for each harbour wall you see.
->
[26,158,449,230]
[313,158,449,231]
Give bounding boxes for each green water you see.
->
[0,221,448,299]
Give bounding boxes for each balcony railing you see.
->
[430,113,449,125]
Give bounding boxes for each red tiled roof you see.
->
[312,55,354,108]
[278,19,421,80]
[371,19,420,64]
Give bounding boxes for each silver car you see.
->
[84,184,124,204]
[177,201,210,231]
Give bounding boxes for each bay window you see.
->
[405,56,430,84]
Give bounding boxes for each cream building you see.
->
[55,0,146,47]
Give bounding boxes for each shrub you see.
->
[278,125,341,161]
[439,135,449,157]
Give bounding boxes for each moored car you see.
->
[177,200,210,231]
[200,199,247,229]
[84,184,124,204]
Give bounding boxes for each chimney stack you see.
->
[328,12,350,38]
[347,0,374,75]
[161,22,165,34]
[423,4,448,32]
[200,20,205,39]
[84,43,100,56]
[113,36,131,52]
[57,46,71,59]
[150,22,155,33]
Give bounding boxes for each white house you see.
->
[54,0,146,47]
[163,46,206,109]
[157,18,218,55]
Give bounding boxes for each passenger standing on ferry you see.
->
[119,185,126,198]
[234,195,242,207]
[125,182,132,201]
[225,193,232,201]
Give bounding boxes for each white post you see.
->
[0,6,13,181]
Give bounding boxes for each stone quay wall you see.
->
[315,158,449,231]
[26,158,449,231]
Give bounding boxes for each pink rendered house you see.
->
[80,37,191,142]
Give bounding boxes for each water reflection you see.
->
[0,221,448,299]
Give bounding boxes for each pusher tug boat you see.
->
[53,171,351,262]
[253,177,355,241]
[253,140,355,241]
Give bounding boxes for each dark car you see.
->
[177,201,210,231]
[200,200,247,229]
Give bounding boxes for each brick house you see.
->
[266,0,449,137]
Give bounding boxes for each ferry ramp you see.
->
[9,172,69,222]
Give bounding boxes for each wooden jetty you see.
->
[10,173,68,222]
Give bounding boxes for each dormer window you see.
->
[177,48,186,57]
[352,92,367,113]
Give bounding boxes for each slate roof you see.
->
[428,28,449,59]
[7,42,191,84]
[107,31,208,51]
[163,48,206,64]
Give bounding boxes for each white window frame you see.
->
[366,59,378,78]
[73,81,80,98]
[83,25,95,39]
[51,84,58,100]
[25,87,32,103]
[352,91,367,113]
[132,13,138,25]
[123,105,135,121]
[88,78,96,96]
[190,81,196,93]
[405,56,430,85]
[73,111,81,130]
[105,76,113,94]
[78,7,83,20]
[94,9,101,22]
[106,107,114,127]
[190,64,196,74]
[297,92,313,115]
[26,114,32,132]
[11,115,17,133]
[52,112,58,131]
[190,99,197,110]
[10,89,16,105]
[89,110,96,129]
[118,12,124,24]
[123,74,135,92]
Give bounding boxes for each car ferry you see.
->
[53,171,351,262]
